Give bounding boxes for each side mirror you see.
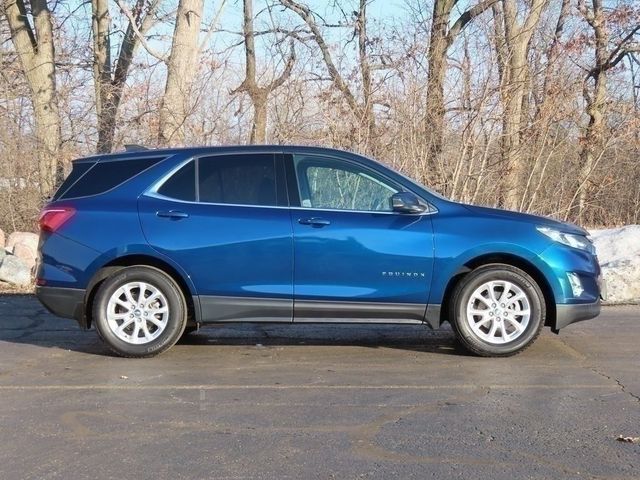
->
[390,192,426,214]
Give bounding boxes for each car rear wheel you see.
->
[93,266,187,357]
[449,264,545,357]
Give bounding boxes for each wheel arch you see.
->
[439,253,556,329]
[84,254,199,330]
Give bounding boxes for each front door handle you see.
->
[156,210,189,219]
[298,217,330,227]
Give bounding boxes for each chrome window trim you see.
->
[289,206,437,216]
[146,190,286,210]
[146,153,438,216]
[145,191,437,216]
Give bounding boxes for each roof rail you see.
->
[124,144,149,152]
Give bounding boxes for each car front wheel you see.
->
[449,264,545,357]
[93,266,187,358]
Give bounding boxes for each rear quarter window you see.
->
[59,157,164,199]
[157,160,196,201]
[52,162,94,200]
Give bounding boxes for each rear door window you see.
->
[198,154,277,206]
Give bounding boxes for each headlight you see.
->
[537,226,594,253]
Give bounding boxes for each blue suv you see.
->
[36,146,603,357]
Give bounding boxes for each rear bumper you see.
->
[35,286,87,328]
[555,301,601,330]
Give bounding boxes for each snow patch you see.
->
[589,225,640,304]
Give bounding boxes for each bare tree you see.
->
[538,0,570,110]
[279,0,377,150]
[573,0,640,223]
[492,0,549,210]
[2,0,62,196]
[158,0,204,146]
[234,0,295,143]
[93,0,159,153]
[424,0,497,165]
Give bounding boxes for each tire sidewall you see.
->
[452,266,545,356]
[93,267,187,357]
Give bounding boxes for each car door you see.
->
[287,153,434,323]
[138,152,293,323]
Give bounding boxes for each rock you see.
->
[6,232,38,255]
[0,255,31,286]
[13,242,36,270]
[0,228,5,249]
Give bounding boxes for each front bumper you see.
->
[36,286,87,328]
[555,300,601,330]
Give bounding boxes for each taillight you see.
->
[39,207,75,232]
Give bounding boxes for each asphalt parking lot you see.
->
[0,295,638,479]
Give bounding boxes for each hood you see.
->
[462,204,588,236]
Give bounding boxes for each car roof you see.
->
[73,145,360,164]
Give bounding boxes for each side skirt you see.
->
[199,296,293,323]
[197,295,435,326]
[294,299,426,324]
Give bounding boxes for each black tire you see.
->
[92,266,187,358]
[449,264,545,357]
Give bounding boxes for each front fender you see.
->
[427,242,562,306]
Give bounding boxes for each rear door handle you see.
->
[298,217,330,227]
[156,210,189,219]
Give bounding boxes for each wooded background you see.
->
[1,0,639,233]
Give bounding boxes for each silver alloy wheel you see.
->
[465,280,531,345]
[106,281,169,345]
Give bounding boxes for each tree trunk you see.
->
[577,0,608,223]
[502,44,528,210]
[3,0,62,197]
[425,0,453,165]
[158,0,203,146]
[92,0,158,153]
[356,0,375,151]
[237,0,295,144]
[250,92,268,144]
[497,0,548,210]
[423,0,498,181]
[92,0,113,153]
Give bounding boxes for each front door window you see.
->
[294,155,399,212]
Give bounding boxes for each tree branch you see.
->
[447,0,499,45]
[604,24,640,71]
[198,0,227,54]
[279,0,360,116]
[115,0,168,62]
[113,0,160,87]
[267,39,295,92]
